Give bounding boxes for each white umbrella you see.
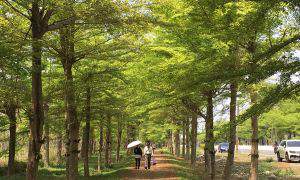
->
[127,140,142,149]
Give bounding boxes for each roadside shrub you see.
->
[265,157,274,163]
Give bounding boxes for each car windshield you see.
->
[220,143,229,147]
[287,141,300,147]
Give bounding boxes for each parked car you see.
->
[276,140,300,162]
[218,142,229,153]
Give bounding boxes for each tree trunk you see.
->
[57,135,63,165]
[125,124,130,155]
[116,120,122,162]
[64,64,79,180]
[59,24,79,179]
[89,129,95,156]
[44,122,50,167]
[182,121,186,157]
[168,130,174,154]
[249,88,259,180]
[89,128,95,156]
[98,124,104,171]
[43,103,50,167]
[80,129,85,159]
[27,4,45,179]
[204,90,215,180]
[105,115,112,167]
[185,118,190,160]
[83,85,91,177]
[190,114,197,165]
[223,83,238,179]
[174,129,180,157]
[5,103,17,176]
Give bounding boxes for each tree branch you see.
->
[46,17,76,32]
[4,0,30,20]
[181,98,207,119]
[253,34,300,63]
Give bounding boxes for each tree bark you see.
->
[168,130,174,154]
[190,114,197,165]
[5,103,17,176]
[83,85,91,177]
[174,128,180,157]
[27,3,45,179]
[57,135,63,165]
[125,124,130,155]
[116,119,122,162]
[98,124,104,171]
[59,23,80,179]
[182,121,186,157]
[89,128,95,156]
[223,83,238,179]
[249,88,259,180]
[105,115,112,167]
[185,118,190,160]
[204,90,215,180]
[43,103,50,167]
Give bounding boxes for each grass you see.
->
[0,151,134,180]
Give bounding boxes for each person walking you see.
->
[144,141,153,169]
[133,145,143,169]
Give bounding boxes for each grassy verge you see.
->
[0,153,134,180]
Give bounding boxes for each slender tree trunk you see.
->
[98,124,104,171]
[89,129,95,156]
[223,83,238,179]
[236,103,240,152]
[5,103,17,176]
[249,89,259,180]
[44,122,50,167]
[126,124,130,155]
[182,121,186,157]
[185,118,190,160]
[57,135,63,165]
[80,129,85,159]
[83,85,91,177]
[168,130,174,154]
[190,114,197,165]
[116,120,122,162]
[172,130,175,155]
[204,90,215,180]
[105,115,112,167]
[43,103,50,167]
[27,4,45,179]
[174,129,180,157]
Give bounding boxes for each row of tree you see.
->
[0,0,299,180]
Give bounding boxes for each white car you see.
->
[277,140,300,162]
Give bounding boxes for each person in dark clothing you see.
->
[133,145,142,169]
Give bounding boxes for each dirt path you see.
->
[119,154,181,180]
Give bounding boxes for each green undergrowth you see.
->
[0,151,134,180]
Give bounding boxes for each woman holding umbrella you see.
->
[133,145,143,169]
[127,140,143,169]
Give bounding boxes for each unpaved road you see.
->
[118,154,180,180]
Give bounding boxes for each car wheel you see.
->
[277,152,282,162]
[285,153,291,163]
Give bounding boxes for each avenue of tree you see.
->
[0,0,299,180]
